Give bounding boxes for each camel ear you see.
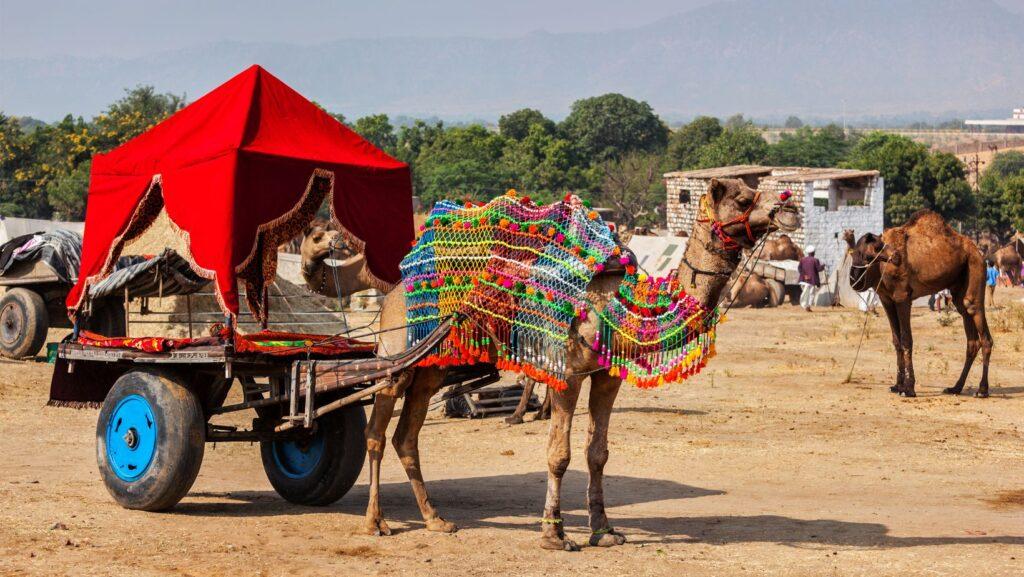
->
[708,178,727,203]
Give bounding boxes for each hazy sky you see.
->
[6,0,1020,60]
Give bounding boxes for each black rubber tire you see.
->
[84,299,126,337]
[96,370,205,511]
[0,288,48,359]
[260,403,367,506]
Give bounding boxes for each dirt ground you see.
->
[1,290,1022,577]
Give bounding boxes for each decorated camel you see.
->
[357,180,799,550]
[300,224,377,303]
[845,210,993,398]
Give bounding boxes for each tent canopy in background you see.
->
[68,64,413,324]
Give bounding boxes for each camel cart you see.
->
[49,65,490,511]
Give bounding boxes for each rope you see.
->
[842,242,889,384]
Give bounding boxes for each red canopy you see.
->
[69,65,413,323]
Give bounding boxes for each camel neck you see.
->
[677,219,741,308]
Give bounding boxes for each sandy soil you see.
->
[1,290,1023,577]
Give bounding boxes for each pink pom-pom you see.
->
[619,256,630,265]
[555,233,566,243]
[594,263,605,272]
[779,189,793,202]
[509,223,520,232]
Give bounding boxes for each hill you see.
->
[2,0,1022,121]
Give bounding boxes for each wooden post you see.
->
[123,288,130,338]
[186,294,194,339]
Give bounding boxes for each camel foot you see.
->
[505,414,525,425]
[535,411,551,421]
[425,517,458,533]
[364,518,392,537]
[900,389,917,398]
[974,389,989,399]
[539,536,579,552]
[589,529,627,547]
[889,385,901,394]
[942,386,963,395]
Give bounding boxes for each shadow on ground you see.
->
[180,470,1024,549]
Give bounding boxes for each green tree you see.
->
[784,116,804,129]
[695,125,769,169]
[93,86,185,151]
[46,159,90,220]
[394,119,444,165]
[597,151,665,229]
[352,114,397,154]
[1002,175,1024,233]
[414,125,512,204]
[498,109,555,141]
[987,151,1024,179]
[843,132,930,225]
[559,94,668,163]
[666,116,722,170]
[723,114,750,130]
[973,172,1013,238]
[766,124,849,168]
[502,124,591,201]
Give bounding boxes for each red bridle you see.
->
[697,190,762,251]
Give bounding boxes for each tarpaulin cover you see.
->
[68,65,413,323]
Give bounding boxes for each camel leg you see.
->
[585,371,626,547]
[539,378,582,551]
[506,376,536,425]
[975,309,994,398]
[896,301,916,397]
[390,367,457,532]
[537,385,551,420]
[879,297,905,394]
[363,371,412,536]
[944,287,980,396]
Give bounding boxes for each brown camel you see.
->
[992,236,1022,286]
[299,225,376,302]
[845,210,993,398]
[362,179,800,550]
[721,272,778,308]
[761,233,802,261]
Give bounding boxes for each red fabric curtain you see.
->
[68,65,413,322]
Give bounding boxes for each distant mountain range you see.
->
[3,0,1022,123]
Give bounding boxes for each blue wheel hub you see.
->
[106,394,158,482]
[271,429,325,479]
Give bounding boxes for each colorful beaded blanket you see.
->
[593,272,718,388]
[401,191,719,390]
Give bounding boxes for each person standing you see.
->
[798,245,825,312]
[986,259,999,307]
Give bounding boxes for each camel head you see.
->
[842,229,856,251]
[704,178,801,250]
[848,232,898,292]
[300,224,355,266]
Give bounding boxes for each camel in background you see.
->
[363,179,800,550]
[299,225,376,305]
[992,234,1022,286]
[846,210,993,398]
[762,234,802,260]
[721,273,779,308]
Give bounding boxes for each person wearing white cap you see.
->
[798,245,825,311]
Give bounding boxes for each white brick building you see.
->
[664,165,884,275]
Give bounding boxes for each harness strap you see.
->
[696,190,761,251]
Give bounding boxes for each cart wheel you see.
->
[0,288,48,359]
[84,299,126,337]
[260,403,366,506]
[96,370,205,511]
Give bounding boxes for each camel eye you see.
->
[313,233,323,242]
